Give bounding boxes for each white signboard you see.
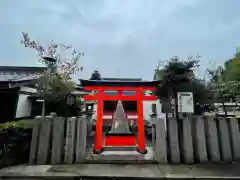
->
[177,92,194,113]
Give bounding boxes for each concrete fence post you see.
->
[64,117,77,164]
[204,116,220,162]
[182,117,194,164]
[29,116,42,164]
[194,116,208,162]
[76,116,88,163]
[155,117,168,163]
[51,116,65,164]
[228,117,240,161]
[218,117,232,162]
[36,116,53,165]
[168,117,180,163]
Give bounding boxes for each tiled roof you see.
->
[79,79,160,87]
[77,77,143,90]
[0,66,46,72]
[0,66,46,82]
[0,72,39,82]
[102,78,142,81]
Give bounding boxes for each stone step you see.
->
[84,147,156,164]
[103,146,137,151]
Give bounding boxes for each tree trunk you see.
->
[41,100,46,116]
[162,98,171,118]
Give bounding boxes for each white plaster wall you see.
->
[15,86,35,118]
[144,100,162,124]
[15,94,32,118]
[143,100,156,121]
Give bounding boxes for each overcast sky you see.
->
[0,0,240,80]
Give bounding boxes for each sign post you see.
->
[177,92,194,113]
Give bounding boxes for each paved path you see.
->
[2,163,240,178]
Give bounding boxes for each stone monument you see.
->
[109,100,131,134]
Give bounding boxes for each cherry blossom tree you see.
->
[20,32,84,116]
[20,32,84,79]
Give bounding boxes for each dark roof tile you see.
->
[102,78,142,81]
[0,66,46,82]
[79,79,161,87]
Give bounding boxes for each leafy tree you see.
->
[21,32,84,116]
[154,55,212,116]
[155,55,199,98]
[37,73,76,101]
[205,52,240,117]
[225,57,240,97]
[89,70,101,80]
[207,53,240,102]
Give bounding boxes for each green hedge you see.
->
[0,119,34,133]
[0,119,34,168]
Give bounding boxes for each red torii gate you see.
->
[80,79,160,154]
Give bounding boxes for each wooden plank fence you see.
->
[29,115,240,164]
